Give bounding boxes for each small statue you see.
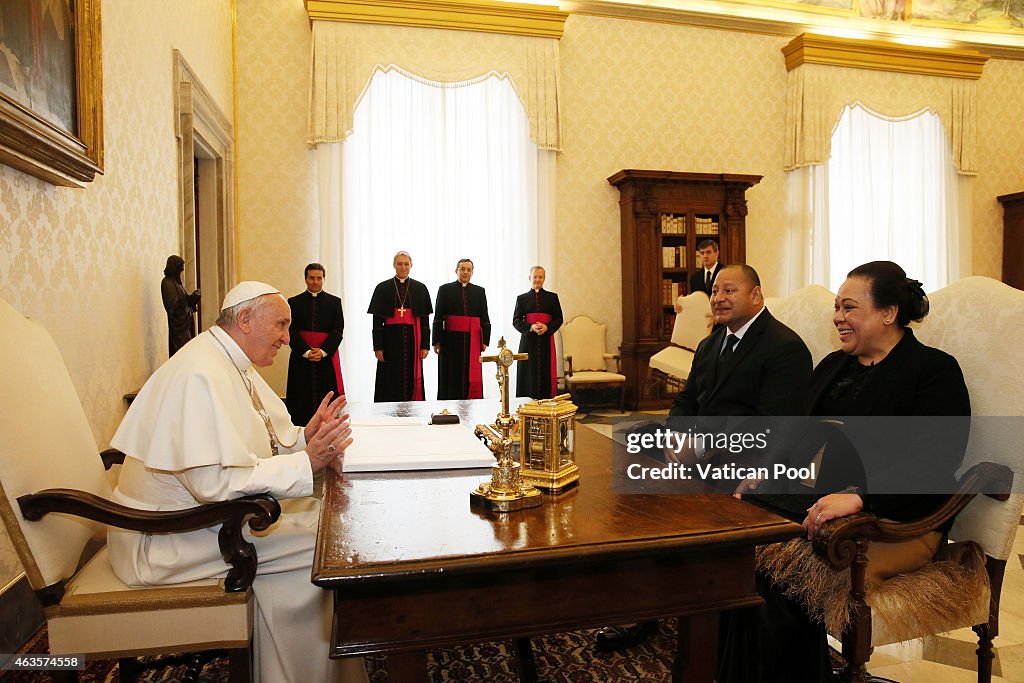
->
[161,255,200,357]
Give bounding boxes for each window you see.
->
[823,104,959,291]
[336,68,544,401]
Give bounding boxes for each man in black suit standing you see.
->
[286,263,345,426]
[689,239,724,297]
[596,264,812,652]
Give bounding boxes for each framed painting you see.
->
[0,0,103,187]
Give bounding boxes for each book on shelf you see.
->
[696,216,720,235]
[663,313,676,337]
[660,214,685,234]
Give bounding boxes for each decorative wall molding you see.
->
[304,0,569,38]
[563,1,1024,61]
[783,33,989,78]
[173,50,237,330]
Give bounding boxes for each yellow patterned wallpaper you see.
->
[236,0,320,392]
[974,58,1024,279]
[0,0,233,592]
[556,15,791,349]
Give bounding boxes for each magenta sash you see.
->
[445,315,483,399]
[298,331,344,396]
[384,308,424,401]
[526,312,556,397]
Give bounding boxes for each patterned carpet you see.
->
[1,621,681,682]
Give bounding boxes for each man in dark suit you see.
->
[669,264,811,420]
[597,264,812,652]
[286,263,345,426]
[688,239,724,297]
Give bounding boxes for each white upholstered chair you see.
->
[761,277,1023,683]
[560,315,627,411]
[764,284,841,366]
[0,296,279,682]
[648,291,713,394]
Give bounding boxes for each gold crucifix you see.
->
[398,306,406,317]
[471,338,540,512]
[480,337,528,424]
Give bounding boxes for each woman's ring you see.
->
[327,444,336,453]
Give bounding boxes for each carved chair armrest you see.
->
[565,355,574,377]
[812,462,1013,571]
[100,447,125,470]
[18,490,281,593]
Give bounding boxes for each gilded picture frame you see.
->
[0,0,103,187]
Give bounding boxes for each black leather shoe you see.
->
[594,621,659,652]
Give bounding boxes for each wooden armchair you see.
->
[0,296,279,682]
[814,463,1017,683]
[560,315,627,412]
[763,277,1024,683]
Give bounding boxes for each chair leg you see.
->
[228,646,253,683]
[974,623,994,683]
[842,538,872,683]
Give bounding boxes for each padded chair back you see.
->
[916,277,1024,560]
[671,292,712,351]
[0,297,111,590]
[764,285,840,366]
[561,315,609,371]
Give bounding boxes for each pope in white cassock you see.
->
[107,281,369,683]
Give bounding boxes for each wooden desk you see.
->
[313,400,800,681]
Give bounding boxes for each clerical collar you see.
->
[210,325,252,373]
[308,291,319,297]
[460,282,468,288]
[396,277,408,284]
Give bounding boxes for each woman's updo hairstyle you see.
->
[846,261,929,327]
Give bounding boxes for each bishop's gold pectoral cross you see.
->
[398,306,406,317]
[480,337,528,424]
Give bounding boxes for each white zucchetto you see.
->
[221,281,281,311]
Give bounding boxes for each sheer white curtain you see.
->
[825,104,960,292]
[316,68,547,402]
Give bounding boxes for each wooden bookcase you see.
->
[608,170,762,410]
[999,192,1024,291]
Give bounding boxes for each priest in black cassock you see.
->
[513,266,563,399]
[285,263,345,425]
[432,258,491,399]
[367,251,432,402]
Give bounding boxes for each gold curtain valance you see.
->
[308,20,563,150]
[783,35,987,175]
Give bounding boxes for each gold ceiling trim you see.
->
[304,0,569,38]
[783,33,988,78]
[562,1,1024,61]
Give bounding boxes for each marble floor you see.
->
[577,411,1024,682]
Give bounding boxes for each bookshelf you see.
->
[607,170,762,409]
